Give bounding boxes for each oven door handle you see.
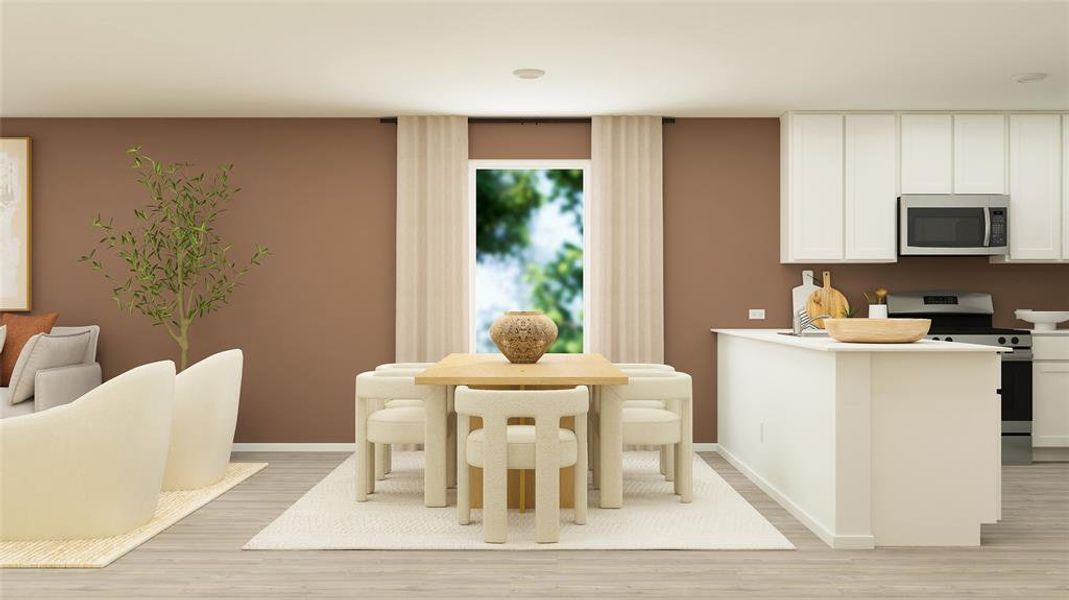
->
[983,207,992,247]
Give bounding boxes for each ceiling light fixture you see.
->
[1012,72,1047,84]
[513,68,545,80]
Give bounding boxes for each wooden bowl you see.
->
[824,318,931,343]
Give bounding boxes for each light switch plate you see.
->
[748,309,766,320]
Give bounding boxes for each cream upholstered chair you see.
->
[612,363,677,479]
[0,360,176,540]
[162,349,242,491]
[603,371,693,503]
[371,362,434,478]
[355,370,448,507]
[455,385,589,544]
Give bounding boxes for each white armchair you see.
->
[162,349,243,491]
[0,360,176,541]
[0,325,102,420]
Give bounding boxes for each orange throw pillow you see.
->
[1,312,60,386]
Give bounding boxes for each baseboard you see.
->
[233,443,355,452]
[234,442,721,453]
[715,444,875,550]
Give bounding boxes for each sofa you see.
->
[0,325,102,419]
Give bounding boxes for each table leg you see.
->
[598,386,623,508]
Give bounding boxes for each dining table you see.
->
[415,353,630,509]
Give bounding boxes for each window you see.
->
[471,160,588,354]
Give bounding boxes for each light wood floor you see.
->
[3,452,1067,599]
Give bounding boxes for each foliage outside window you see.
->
[474,168,584,353]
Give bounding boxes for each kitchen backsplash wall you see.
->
[2,117,1065,443]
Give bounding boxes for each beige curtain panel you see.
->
[395,116,470,362]
[588,116,665,362]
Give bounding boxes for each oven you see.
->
[899,194,1009,256]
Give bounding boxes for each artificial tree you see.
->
[81,148,269,370]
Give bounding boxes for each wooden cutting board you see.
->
[806,271,850,329]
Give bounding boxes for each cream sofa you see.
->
[0,325,102,419]
[0,360,176,540]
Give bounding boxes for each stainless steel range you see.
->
[887,290,1033,463]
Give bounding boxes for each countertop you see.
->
[1029,329,1069,337]
[711,328,1010,353]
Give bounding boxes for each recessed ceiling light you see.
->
[513,68,545,80]
[1012,72,1047,84]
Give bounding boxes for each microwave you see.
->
[899,194,1009,256]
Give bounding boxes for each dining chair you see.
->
[454,385,589,544]
[354,370,448,507]
[370,363,435,479]
[602,371,693,503]
[613,364,677,479]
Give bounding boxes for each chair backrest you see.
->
[454,386,589,422]
[606,371,692,404]
[164,349,243,490]
[355,371,446,403]
[50,325,99,364]
[614,363,674,372]
[375,362,434,371]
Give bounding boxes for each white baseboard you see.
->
[234,442,722,453]
[715,444,874,550]
[233,443,355,452]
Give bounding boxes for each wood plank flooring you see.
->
[3,452,1067,599]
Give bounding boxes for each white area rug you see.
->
[1,463,267,568]
[245,452,793,550]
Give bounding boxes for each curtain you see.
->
[395,116,470,362]
[588,116,665,362]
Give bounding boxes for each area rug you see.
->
[1,462,268,568]
[245,452,793,550]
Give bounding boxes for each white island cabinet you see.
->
[713,329,1006,548]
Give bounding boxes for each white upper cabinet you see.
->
[782,113,844,262]
[1008,114,1062,261]
[954,114,1007,193]
[901,115,953,193]
[1063,115,1068,261]
[844,114,898,261]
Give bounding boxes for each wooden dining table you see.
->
[415,353,629,509]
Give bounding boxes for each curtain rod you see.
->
[378,117,676,125]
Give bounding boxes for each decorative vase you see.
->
[489,310,558,364]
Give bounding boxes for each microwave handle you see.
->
[983,207,991,247]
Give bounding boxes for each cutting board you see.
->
[806,271,850,329]
[791,270,820,331]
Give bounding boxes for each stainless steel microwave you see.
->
[899,194,1009,256]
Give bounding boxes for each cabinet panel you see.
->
[1033,362,1069,448]
[787,114,844,261]
[845,114,897,261]
[901,114,953,193]
[1008,114,1062,260]
[954,114,1006,193]
[1063,115,1068,260]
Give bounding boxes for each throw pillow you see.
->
[0,312,59,386]
[7,331,92,405]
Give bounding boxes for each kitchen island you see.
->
[713,329,1007,548]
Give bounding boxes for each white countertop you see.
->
[1029,329,1069,337]
[711,328,1009,353]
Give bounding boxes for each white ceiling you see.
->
[2,1,1067,117]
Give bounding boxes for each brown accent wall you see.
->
[3,117,1066,443]
[0,119,398,443]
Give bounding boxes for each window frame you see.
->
[468,159,592,354]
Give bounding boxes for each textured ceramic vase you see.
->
[489,311,558,364]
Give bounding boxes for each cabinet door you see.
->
[1033,362,1069,448]
[954,114,1006,193]
[787,114,844,261]
[1063,115,1068,260]
[1008,114,1062,261]
[845,114,897,261]
[901,114,953,193]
